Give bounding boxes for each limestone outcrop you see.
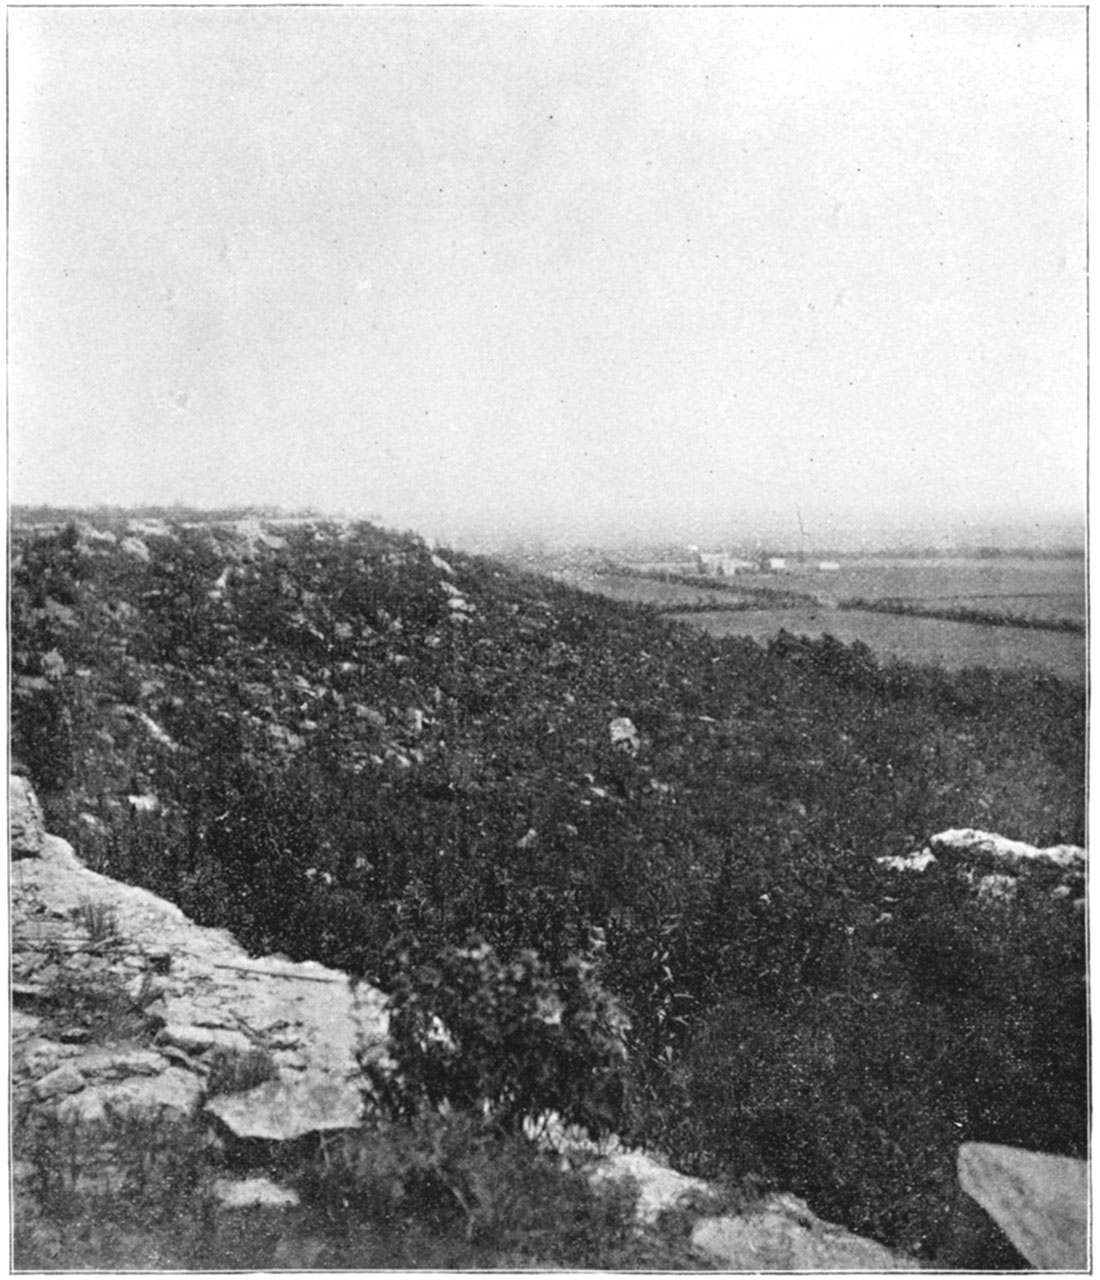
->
[877,827,1086,905]
[12,777,390,1176]
[958,1142,1089,1271]
[10,773,46,858]
[691,1193,914,1271]
[536,1117,922,1269]
[929,829,1084,871]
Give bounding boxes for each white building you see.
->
[697,552,755,576]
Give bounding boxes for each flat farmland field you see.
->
[739,557,1086,618]
[573,558,1086,682]
[565,572,751,609]
[674,606,1086,684]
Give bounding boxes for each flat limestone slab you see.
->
[958,1142,1089,1271]
[12,835,389,1142]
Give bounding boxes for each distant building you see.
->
[817,561,841,572]
[766,557,788,572]
[697,552,755,577]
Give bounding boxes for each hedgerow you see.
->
[839,594,1085,634]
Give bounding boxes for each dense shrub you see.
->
[371,936,630,1139]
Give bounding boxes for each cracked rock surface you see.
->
[12,788,390,1215]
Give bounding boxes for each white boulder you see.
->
[929,829,1084,871]
[691,1192,913,1271]
[212,1177,300,1209]
[876,850,937,873]
[976,873,1018,902]
[958,1142,1088,1271]
[119,536,151,562]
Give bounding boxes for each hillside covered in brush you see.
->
[10,514,1086,1261]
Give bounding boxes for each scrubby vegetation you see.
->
[15,1103,693,1271]
[10,514,1086,1263]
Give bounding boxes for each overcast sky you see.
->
[9,7,1086,546]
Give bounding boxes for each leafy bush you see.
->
[371,936,630,1138]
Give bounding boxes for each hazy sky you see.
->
[9,7,1086,545]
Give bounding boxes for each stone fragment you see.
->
[158,1044,203,1072]
[212,1177,300,1209]
[354,703,387,730]
[158,1023,252,1056]
[930,829,1085,871]
[877,850,937,873]
[35,1063,87,1099]
[609,717,640,753]
[976,873,1018,902]
[70,1048,168,1080]
[11,983,47,1004]
[691,1193,912,1271]
[20,1038,69,1075]
[57,1090,108,1125]
[11,1010,42,1037]
[958,1142,1089,1271]
[205,1073,363,1141]
[588,1150,710,1225]
[126,972,166,1005]
[120,535,151,561]
[71,1068,204,1123]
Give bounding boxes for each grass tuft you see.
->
[205,1046,279,1096]
[74,899,120,944]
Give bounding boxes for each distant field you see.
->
[570,559,1086,683]
[673,607,1086,684]
[737,557,1086,619]
[563,573,752,609]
